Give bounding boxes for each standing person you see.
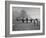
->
[35,18,38,26]
[26,18,28,23]
[34,19,36,26]
[30,19,33,23]
[22,18,25,23]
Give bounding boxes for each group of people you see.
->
[16,17,39,26]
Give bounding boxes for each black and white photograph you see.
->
[12,7,40,31]
[10,4,43,34]
[5,1,45,37]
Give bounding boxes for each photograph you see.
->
[12,7,40,31]
[5,1,45,37]
[10,4,43,34]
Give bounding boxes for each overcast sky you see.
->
[12,7,40,19]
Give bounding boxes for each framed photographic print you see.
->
[5,1,45,37]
